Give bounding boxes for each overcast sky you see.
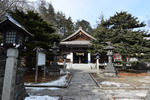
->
[33,0,150,30]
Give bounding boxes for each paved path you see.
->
[63,71,109,100]
[26,68,111,100]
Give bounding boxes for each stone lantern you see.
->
[49,42,60,76]
[0,14,33,100]
[104,43,116,77]
[0,14,33,49]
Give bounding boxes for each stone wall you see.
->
[14,66,28,100]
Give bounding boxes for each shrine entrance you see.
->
[73,52,88,63]
[59,27,96,64]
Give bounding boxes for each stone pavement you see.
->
[63,70,110,100]
[26,68,111,100]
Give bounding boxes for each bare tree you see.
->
[0,0,28,19]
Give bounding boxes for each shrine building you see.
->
[60,27,96,64]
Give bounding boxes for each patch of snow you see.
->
[25,87,60,91]
[25,74,68,86]
[115,99,143,100]
[25,95,59,100]
[60,69,70,74]
[100,81,130,87]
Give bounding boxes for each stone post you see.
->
[63,58,66,72]
[96,58,100,74]
[35,49,38,83]
[95,53,100,74]
[0,47,6,100]
[2,48,19,100]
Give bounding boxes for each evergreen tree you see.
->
[9,9,60,68]
[65,16,75,37]
[38,1,75,38]
[38,0,56,25]
[55,11,75,38]
[75,19,93,34]
[91,11,150,63]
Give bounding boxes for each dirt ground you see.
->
[91,70,150,88]
[24,71,72,83]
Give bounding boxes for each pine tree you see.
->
[9,9,60,68]
[91,11,150,64]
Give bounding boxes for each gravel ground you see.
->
[91,72,150,100]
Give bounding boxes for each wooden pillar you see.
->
[88,53,91,63]
[70,52,73,63]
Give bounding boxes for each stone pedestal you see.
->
[49,62,60,76]
[2,48,18,100]
[104,50,116,77]
[104,62,116,77]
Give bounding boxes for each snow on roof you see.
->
[60,40,90,45]
[6,14,25,29]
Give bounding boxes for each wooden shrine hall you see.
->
[60,27,96,64]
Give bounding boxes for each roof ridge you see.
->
[61,27,96,42]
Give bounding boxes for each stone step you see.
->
[66,63,96,69]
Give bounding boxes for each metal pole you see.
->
[35,49,38,83]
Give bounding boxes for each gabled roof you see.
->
[0,14,33,37]
[61,27,96,42]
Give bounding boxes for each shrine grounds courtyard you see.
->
[25,65,150,100]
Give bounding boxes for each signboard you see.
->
[37,52,46,66]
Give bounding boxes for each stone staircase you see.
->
[66,63,96,69]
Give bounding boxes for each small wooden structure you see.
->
[60,27,96,64]
[0,14,33,48]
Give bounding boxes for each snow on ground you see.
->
[25,87,60,91]
[25,74,68,86]
[25,95,59,100]
[60,69,70,74]
[115,99,143,100]
[100,81,130,87]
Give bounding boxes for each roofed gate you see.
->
[60,27,96,64]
